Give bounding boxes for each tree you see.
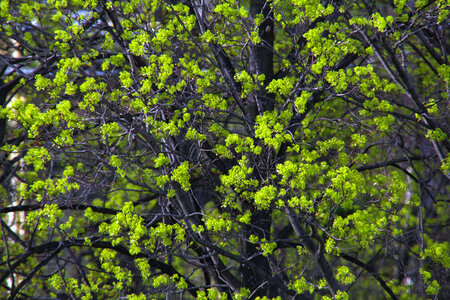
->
[0,0,449,298]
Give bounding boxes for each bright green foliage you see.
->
[254,185,277,210]
[0,0,448,299]
[171,161,191,191]
[26,204,64,231]
[24,147,51,171]
[290,276,314,294]
[336,266,356,285]
[255,110,293,151]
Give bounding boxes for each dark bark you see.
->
[249,0,275,115]
[285,207,342,296]
[238,0,276,297]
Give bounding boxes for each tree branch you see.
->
[355,155,429,172]
[285,207,341,296]
[340,252,398,300]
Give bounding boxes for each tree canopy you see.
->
[0,0,449,299]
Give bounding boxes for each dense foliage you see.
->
[0,0,449,299]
